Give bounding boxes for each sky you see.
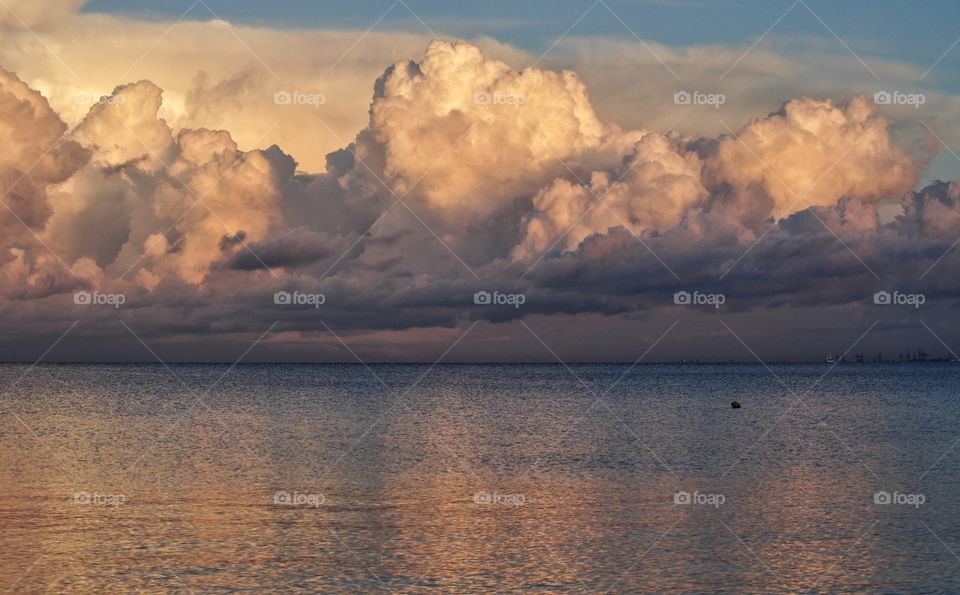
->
[78,0,960,60]
[1,0,960,362]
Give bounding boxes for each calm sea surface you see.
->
[1,363,959,593]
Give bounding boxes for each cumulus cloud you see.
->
[898,180,960,239]
[71,80,174,169]
[551,36,960,162]
[1,38,959,361]
[133,129,295,285]
[13,75,295,291]
[0,66,88,279]
[514,131,707,259]
[706,95,917,221]
[366,40,636,223]
[0,7,527,174]
[512,94,919,261]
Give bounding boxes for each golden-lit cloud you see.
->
[51,80,295,286]
[1,29,959,362]
[514,131,707,259]
[365,40,636,223]
[0,39,935,290]
[0,3,526,173]
[707,95,917,220]
[0,67,88,238]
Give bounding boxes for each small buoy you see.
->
[731,401,742,409]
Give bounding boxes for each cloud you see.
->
[514,131,707,259]
[70,80,174,169]
[1,38,960,361]
[3,3,954,183]
[223,227,337,271]
[0,0,84,28]
[28,77,295,289]
[706,95,917,221]
[898,180,960,239]
[0,67,88,251]
[0,9,523,173]
[550,36,960,164]
[513,94,919,261]
[365,40,636,223]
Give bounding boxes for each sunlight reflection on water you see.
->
[1,363,958,592]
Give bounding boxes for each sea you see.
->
[1,363,958,593]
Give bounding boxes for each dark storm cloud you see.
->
[224,228,336,271]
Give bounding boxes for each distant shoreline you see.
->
[0,360,957,366]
